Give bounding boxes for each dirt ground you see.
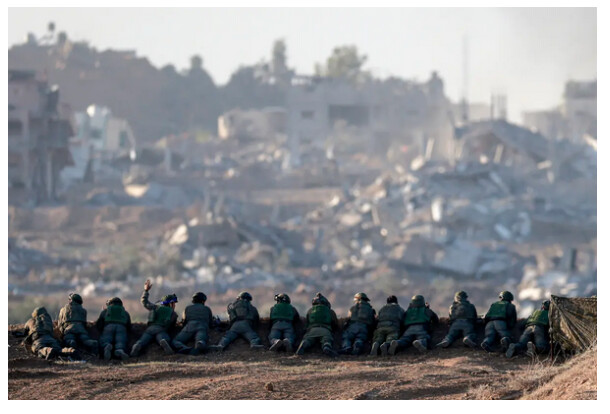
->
[9,319,595,400]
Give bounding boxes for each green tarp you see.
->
[550,295,597,352]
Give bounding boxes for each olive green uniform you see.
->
[172,303,213,352]
[131,290,178,354]
[341,301,376,353]
[23,307,63,359]
[297,305,339,354]
[58,302,98,352]
[372,303,405,344]
[217,299,262,348]
[95,305,132,355]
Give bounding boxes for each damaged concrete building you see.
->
[8,69,74,204]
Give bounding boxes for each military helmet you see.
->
[411,295,425,306]
[387,295,398,304]
[32,307,48,318]
[499,291,514,302]
[106,297,123,306]
[454,291,468,301]
[312,292,330,307]
[354,292,370,302]
[274,293,291,304]
[69,293,83,304]
[238,291,253,301]
[542,300,550,310]
[192,292,207,303]
[161,293,178,305]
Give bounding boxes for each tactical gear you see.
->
[184,303,211,322]
[160,339,174,354]
[269,339,283,352]
[104,304,129,325]
[526,309,549,327]
[115,349,129,360]
[377,303,404,329]
[62,303,87,325]
[238,291,253,301]
[380,342,390,356]
[31,308,54,337]
[463,337,477,349]
[454,291,468,300]
[308,304,332,328]
[486,301,509,320]
[69,293,83,304]
[349,301,375,325]
[192,292,207,303]
[274,293,291,304]
[499,291,514,302]
[312,292,330,307]
[410,295,425,307]
[231,299,252,321]
[542,300,550,310]
[283,338,294,353]
[149,305,174,328]
[388,340,399,355]
[103,344,113,360]
[526,341,537,357]
[387,295,398,304]
[437,339,451,348]
[404,306,431,326]
[270,302,295,321]
[107,297,123,306]
[370,341,380,356]
[506,343,517,358]
[413,339,427,353]
[161,294,178,305]
[450,301,477,320]
[354,292,370,302]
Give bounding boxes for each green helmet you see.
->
[106,297,123,306]
[161,294,178,305]
[274,293,291,304]
[238,291,253,301]
[499,291,514,302]
[354,292,370,302]
[192,292,207,303]
[542,300,550,310]
[411,295,425,306]
[454,291,468,301]
[69,293,83,304]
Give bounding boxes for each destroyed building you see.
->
[8,69,74,204]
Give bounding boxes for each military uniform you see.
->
[215,297,263,349]
[371,302,404,355]
[268,299,300,352]
[481,292,517,352]
[506,302,550,358]
[172,302,213,354]
[341,296,376,355]
[296,294,340,357]
[95,299,132,360]
[57,295,98,352]
[23,307,63,360]
[438,292,478,348]
[389,296,438,354]
[130,290,178,356]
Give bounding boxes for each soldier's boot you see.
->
[370,341,380,356]
[114,349,129,361]
[65,339,77,349]
[500,337,511,352]
[269,339,283,352]
[250,342,265,350]
[463,337,477,349]
[413,339,427,353]
[177,346,193,355]
[339,343,352,355]
[160,339,174,355]
[480,341,492,352]
[526,342,537,358]
[283,338,294,353]
[352,340,364,356]
[388,340,400,356]
[437,339,451,348]
[380,342,390,356]
[130,343,142,357]
[322,344,338,358]
[103,344,113,360]
[505,343,517,358]
[295,341,309,356]
[208,345,224,352]
[189,341,206,356]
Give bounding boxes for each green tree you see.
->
[315,45,370,83]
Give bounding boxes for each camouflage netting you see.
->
[550,295,597,353]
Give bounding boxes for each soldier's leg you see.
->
[62,332,78,349]
[194,329,209,351]
[481,322,497,351]
[533,326,549,354]
[100,325,115,360]
[340,326,355,351]
[172,327,194,353]
[495,321,512,351]
[462,321,477,348]
[296,335,314,355]
[268,323,284,351]
[217,328,239,349]
[439,323,460,347]
[321,330,337,357]
[113,325,129,360]
[242,326,263,348]
[352,326,369,355]
[130,331,153,356]
[390,330,415,355]
[413,325,431,352]
[155,331,174,354]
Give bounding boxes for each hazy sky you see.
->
[8,7,596,122]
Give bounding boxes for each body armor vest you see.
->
[404,306,430,326]
[486,301,509,320]
[231,299,251,321]
[33,314,54,336]
[526,309,549,327]
[378,304,403,328]
[104,305,128,325]
[185,303,211,322]
[270,303,295,321]
[308,305,332,328]
[63,303,86,325]
[350,302,374,325]
[150,305,173,328]
[451,301,476,320]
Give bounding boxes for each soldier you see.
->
[295,292,340,357]
[481,291,517,352]
[268,293,301,352]
[370,295,405,356]
[22,307,63,360]
[57,293,98,353]
[95,297,132,360]
[172,292,214,355]
[340,292,376,355]
[389,295,439,355]
[436,291,478,349]
[506,299,550,358]
[130,279,178,356]
[209,292,264,351]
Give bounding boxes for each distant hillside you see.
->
[8,37,284,143]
